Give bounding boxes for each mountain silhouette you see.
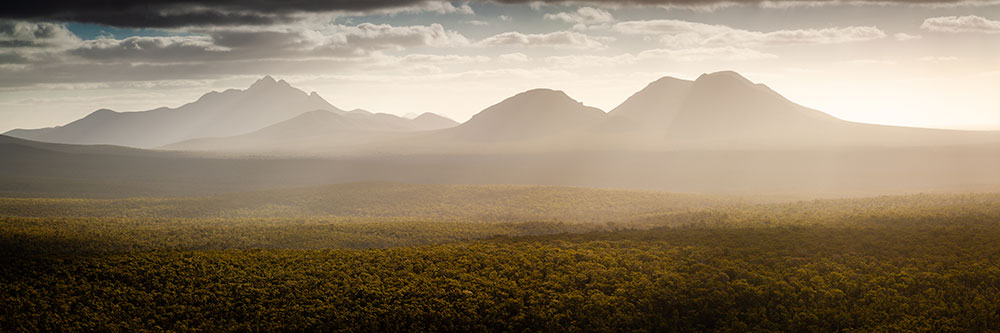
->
[4,76,344,148]
[604,71,998,148]
[164,109,458,152]
[446,88,606,141]
[608,76,693,127]
[6,71,998,153]
[411,112,460,131]
[662,71,840,145]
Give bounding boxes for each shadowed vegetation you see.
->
[2,183,1000,331]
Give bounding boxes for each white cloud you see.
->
[0,20,82,64]
[544,7,615,25]
[71,35,227,61]
[478,31,608,49]
[398,53,490,63]
[368,1,475,16]
[498,52,530,62]
[921,15,1000,33]
[658,2,742,12]
[660,0,1000,11]
[0,63,30,71]
[331,23,469,49]
[465,20,489,26]
[893,32,922,41]
[545,54,636,68]
[543,46,776,67]
[614,19,886,47]
[636,47,778,61]
[915,0,1000,8]
[0,20,81,49]
[919,55,959,62]
[499,15,512,21]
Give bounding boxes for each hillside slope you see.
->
[4,76,344,148]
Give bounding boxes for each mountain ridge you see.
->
[7,71,999,153]
[444,88,607,142]
[163,108,459,152]
[4,76,346,148]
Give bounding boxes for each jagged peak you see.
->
[248,75,292,91]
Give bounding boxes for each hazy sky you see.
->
[1,0,998,133]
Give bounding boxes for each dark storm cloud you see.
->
[61,23,467,63]
[0,0,432,28]
[2,0,984,28]
[496,0,984,4]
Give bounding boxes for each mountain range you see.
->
[4,71,1000,197]
[6,76,458,149]
[5,71,999,153]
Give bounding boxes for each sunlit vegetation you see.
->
[2,183,999,331]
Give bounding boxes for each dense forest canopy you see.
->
[3,183,1000,330]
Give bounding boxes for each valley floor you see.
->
[2,183,999,331]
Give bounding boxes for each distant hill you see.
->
[411,112,460,131]
[606,71,1000,148]
[607,76,693,129]
[163,110,457,152]
[4,76,345,148]
[5,77,459,151]
[444,88,606,141]
[9,71,996,154]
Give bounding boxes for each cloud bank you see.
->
[921,15,1000,33]
[2,0,993,28]
[615,19,886,47]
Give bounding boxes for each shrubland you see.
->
[2,183,999,331]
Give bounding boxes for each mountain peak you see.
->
[248,75,291,91]
[257,75,276,84]
[496,88,582,108]
[607,75,693,121]
[80,108,118,120]
[451,88,605,141]
[411,112,459,130]
[695,71,754,86]
[414,112,445,120]
[513,88,571,100]
[649,76,688,85]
